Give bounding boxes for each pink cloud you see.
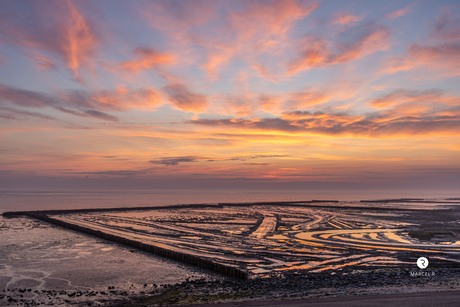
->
[0,0,102,82]
[386,4,413,20]
[379,57,414,74]
[0,83,163,122]
[188,87,460,138]
[330,12,363,25]
[369,89,457,109]
[120,47,174,72]
[288,22,390,74]
[156,0,318,79]
[381,12,460,77]
[32,56,57,70]
[258,94,282,112]
[227,0,318,40]
[190,96,460,138]
[86,86,163,111]
[288,89,333,109]
[222,95,258,117]
[408,42,460,76]
[164,83,208,113]
[140,1,318,80]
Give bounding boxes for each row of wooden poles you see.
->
[25,212,249,279]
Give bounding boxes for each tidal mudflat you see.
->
[50,200,460,275]
[0,216,218,306]
[2,199,460,306]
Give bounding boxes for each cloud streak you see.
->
[382,12,460,77]
[190,89,460,137]
[0,83,163,121]
[288,22,390,74]
[0,0,102,82]
[164,83,208,113]
[120,47,174,72]
[149,156,200,166]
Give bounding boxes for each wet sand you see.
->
[0,216,220,306]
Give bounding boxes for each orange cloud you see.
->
[190,88,460,138]
[222,95,257,117]
[379,57,414,74]
[369,89,444,109]
[63,0,99,81]
[288,89,333,109]
[201,0,318,78]
[408,43,460,76]
[89,86,163,111]
[0,0,101,82]
[227,0,318,40]
[120,47,174,72]
[288,22,390,74]
[203,46,235,78]
[208,92,284,117]
[140,1,318,80]
[258,94,282,112]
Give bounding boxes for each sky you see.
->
[0,0,459,193]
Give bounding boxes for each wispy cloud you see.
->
[84,109,118,122]
[381,12,460,77]
[67,169,151,176]
[0,0,102,82]
[288,22,390,74]
[164,83,208,113]
[368,89,444,109]
[329,12,363,25]
[0,106,56,121]
[149,156,201,166]
[0,83,162,121]
[385,4,414,20]
[120,47,174,72]
[190,89,460,137]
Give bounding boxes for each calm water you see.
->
[1,189,458,213]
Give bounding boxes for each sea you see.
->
[1,189,458,213]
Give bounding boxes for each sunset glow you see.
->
[1,0,459,192]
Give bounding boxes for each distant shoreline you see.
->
[5,198,458,217]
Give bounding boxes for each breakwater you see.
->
[1,200,342,217]
[3,199,439,219]
[12,211,249,279]
[2,203,222,217]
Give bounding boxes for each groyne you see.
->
[2,200,340,217]
[3,198,442,218]
[22,212,249,279]
[2,203,222,217]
